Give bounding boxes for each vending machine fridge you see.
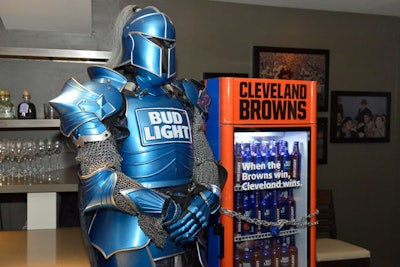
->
[205,77,318,267]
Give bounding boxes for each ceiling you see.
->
[0,0,398,34]
[213,0,400,18]
[0,0,91,33]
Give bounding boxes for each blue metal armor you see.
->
[49,5,223,267]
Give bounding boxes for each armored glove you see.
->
[164,186,220,244]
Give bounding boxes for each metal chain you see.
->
[219,208,319,229]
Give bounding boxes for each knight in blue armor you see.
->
[49,5,225,267]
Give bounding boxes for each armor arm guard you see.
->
[191,107,223,212]
[76,138,179,221]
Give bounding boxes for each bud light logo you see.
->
[137,108,192,146]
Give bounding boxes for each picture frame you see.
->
[252,46,330,111]
[317,117,328,164]
[330,91,391,143]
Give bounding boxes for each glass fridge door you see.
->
[233,127,310,267]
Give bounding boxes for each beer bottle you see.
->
[280,237,290,267]
[242,241,253,267]
[279,190,289,230]
[249,190,257,234]
[262,239,273,267]
[289,236,298,267]
[275,141,281,175]
[268,141,278,182]
[242,192,252,236]
[291,141,301,181]
[235,243,243,267]
[255,190,263,234]
[272,238,280,267]
[289,189,296,228]
[280,140,291,182]
[235,191,243,236]
[254,240,263,267]
[235,142,243,185]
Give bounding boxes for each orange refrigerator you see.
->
[205,77,317,267]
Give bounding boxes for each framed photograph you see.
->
[317,117,328,164]
[330,91,391,143]
[253,46,330,111]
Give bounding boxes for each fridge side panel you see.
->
[205,78,222,159]
[219,125,235,267]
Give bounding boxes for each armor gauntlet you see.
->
[165,184,221,244]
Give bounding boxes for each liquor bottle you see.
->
[291,141,301,181]
[0,90,6,119]
[18,90,36,119]
[289,236,298,267]
[0,90,16,119]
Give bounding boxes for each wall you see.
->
[0,0,399,266]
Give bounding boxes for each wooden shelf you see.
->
[0,166,79,193]
[0,119,60,129]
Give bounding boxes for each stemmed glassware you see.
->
[0,140,8,185]
[0,137,68,185]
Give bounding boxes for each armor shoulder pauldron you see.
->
[49,66,126,138]
[164,79,210,116]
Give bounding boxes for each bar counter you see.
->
[0,227,90,266]
[0,167,80,230]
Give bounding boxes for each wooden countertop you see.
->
[0,227,90,266]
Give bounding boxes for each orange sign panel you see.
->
[215,77,317,125]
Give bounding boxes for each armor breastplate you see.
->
[120,92,194,188]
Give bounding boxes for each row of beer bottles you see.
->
[235,189,295,236]
[235,235,298,267]
[235,139,301,182]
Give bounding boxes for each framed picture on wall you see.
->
[252,46,330,111]
[317,117,328,164]
[330,91,391,143]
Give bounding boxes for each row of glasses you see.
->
[0,138,69,185]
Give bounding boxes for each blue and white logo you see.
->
[137,107,192,146]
